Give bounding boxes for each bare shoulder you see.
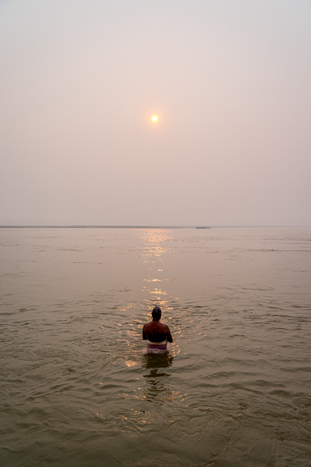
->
[143,321,152,331]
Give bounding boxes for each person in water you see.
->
[142,306,173,354]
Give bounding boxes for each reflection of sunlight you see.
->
[125,360,138,367]
[140,230,172,262]
[139,230,172,301]
[144,278,168,282]
[120,302,137,312]
[150,288,166,295]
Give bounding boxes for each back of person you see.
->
[142,306,173,354]
[143,320,170,342]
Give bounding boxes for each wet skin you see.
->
[142,319,173,343]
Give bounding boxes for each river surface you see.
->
[1,227,311,467]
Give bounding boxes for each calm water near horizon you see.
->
[1,227,311,466]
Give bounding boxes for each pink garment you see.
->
[147,339,167,354]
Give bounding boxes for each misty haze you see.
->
[1,2,311,467]
[1,0,310,227]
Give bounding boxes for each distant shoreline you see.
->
[0,225,309,229]
[0,225,196,229]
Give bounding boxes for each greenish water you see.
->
[1,227,311,466]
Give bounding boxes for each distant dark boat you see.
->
[196,226,211,229]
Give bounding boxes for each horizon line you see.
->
[0,225,310,229]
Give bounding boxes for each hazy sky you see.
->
[1,0,310,226]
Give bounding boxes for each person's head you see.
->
[152,306,162,321]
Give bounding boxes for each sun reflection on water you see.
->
[140,229,172,262]
[139,229,173,304]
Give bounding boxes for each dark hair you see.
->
[152,306,162,321]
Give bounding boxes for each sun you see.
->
[151,115,158,123]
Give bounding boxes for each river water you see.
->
[1,227,311,467]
